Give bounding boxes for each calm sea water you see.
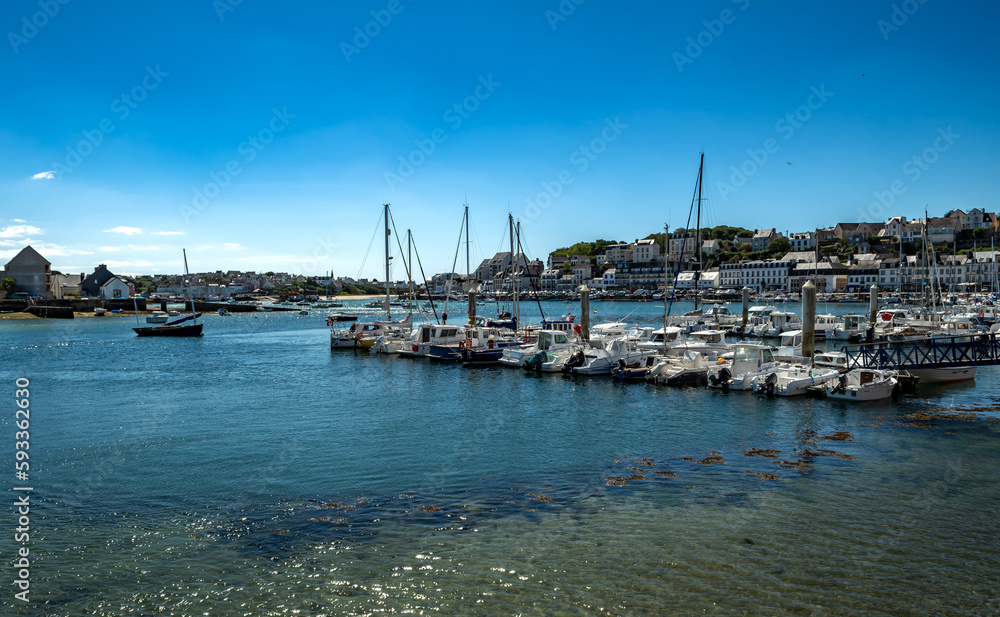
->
[1,300,998,616]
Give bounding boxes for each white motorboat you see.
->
[813,350,851,370]
[636,326,683,352]
[825,368,899,401]
[395,323,465,357]
[647,351,710,386]
[907,366,976,383]
[707,343,785,391]
[774,330,802,362]
[336,314,414,350]
[751,309,801,338]
[666,329,730,361]
[571,338,657,375]
[813,313,842,340]
[830,314,869,341]
[751,365,839,396]
[501,329,579,367]
[146,310,169,324]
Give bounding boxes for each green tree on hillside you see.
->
[767,237,791,256]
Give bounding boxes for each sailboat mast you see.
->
[515,221,522,325]
[694,152,703,310]
[465,203,470,289]
[924,206,936,313]
[899,231,904,295]
[407,229,414,314]
[663,222,669,354]
[384,203,391,319]
[509,213,515,316]
[183,248,196,324]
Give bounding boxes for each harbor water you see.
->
[2,300,998,616]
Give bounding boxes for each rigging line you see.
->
[387,210,415,309]
[469,217,486,277]
[515,224,546,321]
[411,237,440,324]
[356,208,384,280]
[665,168,700,322]
[443,210,467,318]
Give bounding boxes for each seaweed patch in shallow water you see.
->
[696,454,725,466]
[900,408,1000,426]
[801,449,855,460]
[742,448,781,459]
[742,469,781,482]
[820,431,854,441]
[776,459,816,470]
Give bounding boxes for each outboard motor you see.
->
[563,350,586,373]
[763,372,777,396]
[833,374,848,395]
[713,367,732,392]
[523,351,544,372]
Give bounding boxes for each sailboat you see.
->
[134,249,203,337]
[354,203,414,350]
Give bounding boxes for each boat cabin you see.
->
[416,324,463,343]
[536,330,572,350]
[689,330,726,344]
[842,314,866,331]
[732,344,775,366]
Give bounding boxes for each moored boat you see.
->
[750,365,839,396]
[825,368,899,401]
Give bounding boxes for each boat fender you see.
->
[412,344,419,352]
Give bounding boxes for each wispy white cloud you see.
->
[104,259,155,268]
[151,230,184,236]
[31,171,55,180]
[223,243,245,250]
[237,255,311,263]
[0,242,93,259]
[100,244,161,253]
[12,219,26,223]
[103,226,142,236]
[0,224,42,238]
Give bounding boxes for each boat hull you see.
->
[907,367,976,383]
[826,382,896,401]
[134,323,203,337]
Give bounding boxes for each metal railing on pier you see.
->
[842,333,1000,370]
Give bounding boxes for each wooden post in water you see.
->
[580,284,590,342]
[742,287,750,327]
[802,281,816,361]
[468,290,476,326]
[869,284,878,326]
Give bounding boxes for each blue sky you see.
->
[2,0,998,279]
